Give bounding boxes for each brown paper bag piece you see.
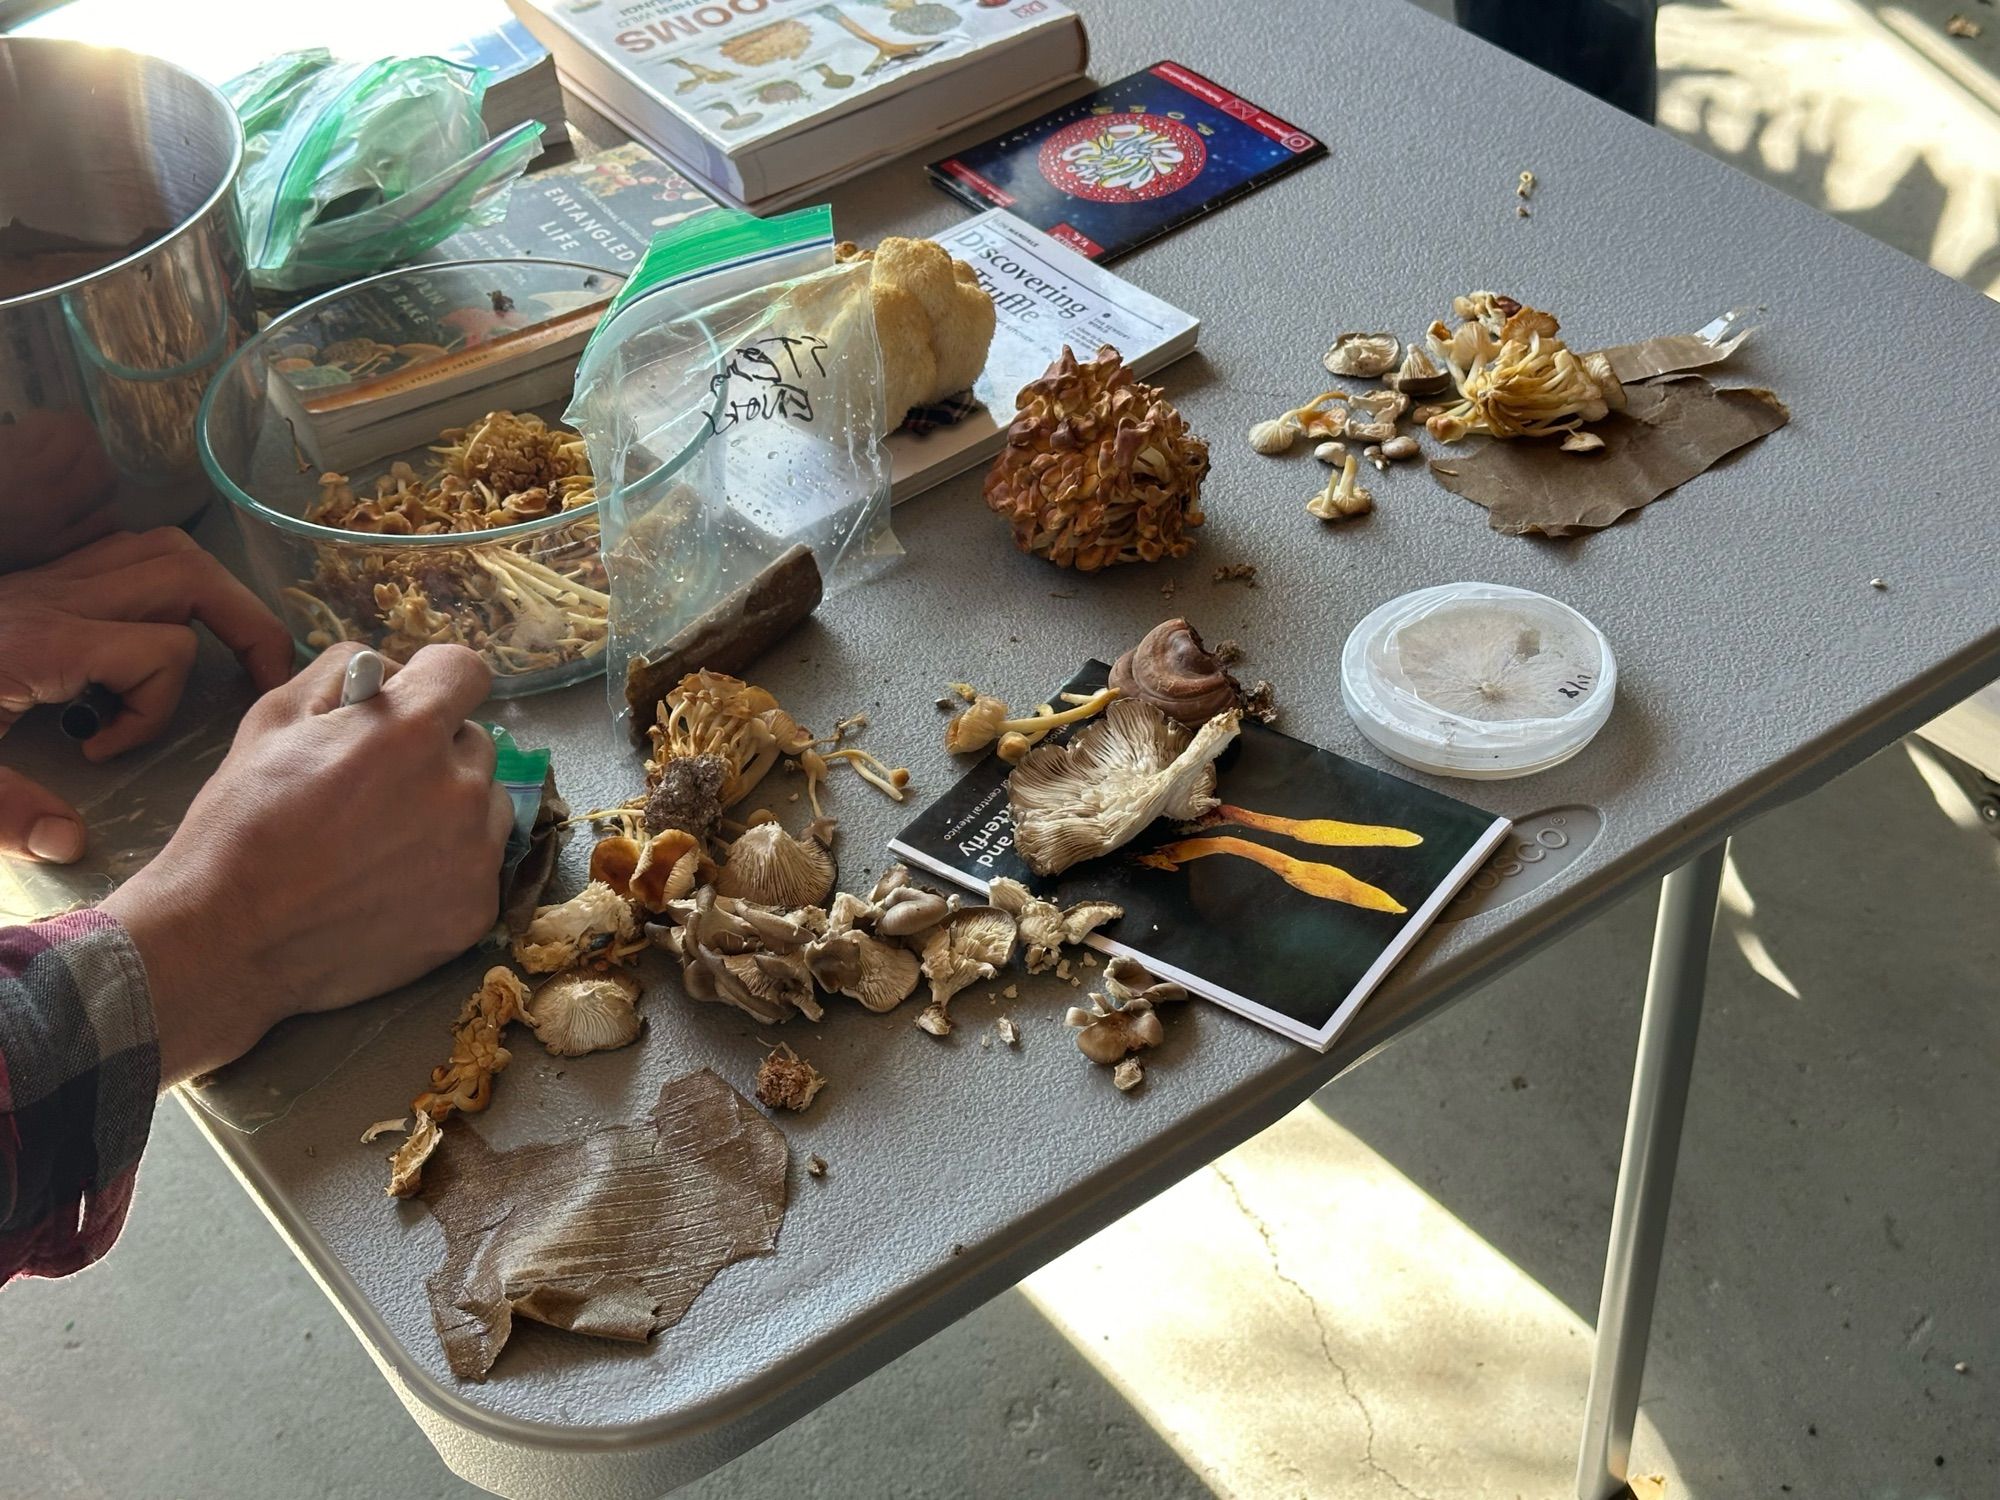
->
[1593,309,1755,384]
[423,1068,789,1380]
[1428,377,1789,537]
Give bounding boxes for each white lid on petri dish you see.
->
[1340,582,1616,779]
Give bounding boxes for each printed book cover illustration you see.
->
[928,61,1327,261]
[889,663,1512,1051]
[432,142,719,269]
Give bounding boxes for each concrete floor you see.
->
[4,3,1999,1497]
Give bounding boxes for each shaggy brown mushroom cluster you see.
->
[983,345,1209,572]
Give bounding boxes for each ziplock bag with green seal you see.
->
[566,206,897,729]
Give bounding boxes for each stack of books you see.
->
[505,0,1086,211]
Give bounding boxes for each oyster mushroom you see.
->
[511,882,640,974]
[1065,957,1188,1066]
[876,885,953,939]
[756,1043,825,1112]
[722,947,820,1022]
[806,926,922,1012]
[1322,332,1400,378]
[987,877,1123,973]
[1109,618,1242,728]
[1307,453,1373,522]
[983,345,1209,572]
[916,905,1018,1035]
[716,820,836,908]
[1006,699,1241,877]
[524,969,643,1057]
[628,827,706,911]
[654,888,822,1025]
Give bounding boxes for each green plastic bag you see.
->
[224,50,544,293]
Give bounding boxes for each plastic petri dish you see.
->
[1341,582,1616,779]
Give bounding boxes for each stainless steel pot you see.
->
[0,37,255,571]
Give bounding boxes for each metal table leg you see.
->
[1575,840,1728,1500]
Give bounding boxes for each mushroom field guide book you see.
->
[928,61,1327,262]
[889,664,1514,1051]
[889,209,1200,504]
[504,0,1087,211]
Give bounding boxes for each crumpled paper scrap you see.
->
[1594,307,1756,384]
[1428,376,1789,537]
[423,1068,788,1380]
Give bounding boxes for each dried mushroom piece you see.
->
[1425,295,1624,442]
[1112,1059,1144,1091]
[387,1112,443,1199]
[411,967,532,1122]
[1109,618,1242,728]
[755,1043,826,1112]
[1333,389,1408,443]
[716,820,836,908]
[511,882,641,974]
[917,906,1018,1035]
[983,345,1208,572]
[943,687,1118,755]
[1307,453,1373,522]
[525,969,643,1057]
[1322,333,1400,379]
[1007,699,1241,876]
[1066,957,1188,1068]
[987,877,1122,973]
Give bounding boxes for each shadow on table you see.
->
[1313,743,2000,1493]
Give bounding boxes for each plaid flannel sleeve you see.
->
[0,909,158,1285]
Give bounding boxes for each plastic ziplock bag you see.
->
[224,50,544,293]
[567,206,897,727]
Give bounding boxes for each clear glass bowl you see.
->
[198,259,624,697]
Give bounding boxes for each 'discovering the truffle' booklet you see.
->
[928,61,1327,262]
[889,664,1512,1051]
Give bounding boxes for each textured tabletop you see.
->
[15,0,1999,1493]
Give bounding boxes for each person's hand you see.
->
[0,528,293,863]
[102,643,515,1084]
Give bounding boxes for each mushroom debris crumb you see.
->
[1007,699,1241,876]
[983,344,1209,572]
[1425,294,1622,442]
[1211,563,1258,586]
[989,876,1124,973]
[807,1154,829,1177]
[1066,957,1189,1071]
[1110,618,1246,728]
[1560,431,1607,454]
[1323,332,1401,378]
[1307,453,1373,522]
[1112,1059,1145,1092]
[523,969,643,1057]
[995,1016,1019,1047]
[756,1043,826,1112]
[285,412,607,682]
[511,882,644,974]
[916,905,1018,1035]
[1946,14,1980,38]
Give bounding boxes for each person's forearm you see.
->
[0,909,158,1284]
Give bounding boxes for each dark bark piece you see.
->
[623,545,824,742]
[422,1068,789,1380]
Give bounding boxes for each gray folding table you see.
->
[13,3,1997,1497]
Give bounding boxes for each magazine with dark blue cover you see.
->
[927,61,1327,261]
[889,663,1512,1050]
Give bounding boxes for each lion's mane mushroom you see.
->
[987,877,1123,973]
[1109,618,1242,728]
[1065,957,1189,1069]
[755,1043,826,1113]
[836,236,997,422]
[525,969,643,1057]
[511,882,641,974]
[916,905,1018,1035]
[716,820,836,908]
[983,344,1208,573]
[1006,699,1241,877]
[648,671,815,811]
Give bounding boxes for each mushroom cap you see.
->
[944,695,1009,755]
[1006,700,1240,876]
[511,882,638,974]
[716,821,836,909]
[721,948,818,1021]
[525,969,643,1057]
[1322,332,1400,378]
[876,885,950,938]
[982,345,1208,573]
[807,927,921,1012]
[588,835,642,896]
[920,904,1018,1007]
[1108,618,1241,728]
[629,828,704,911]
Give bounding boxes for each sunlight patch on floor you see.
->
[1023,1102,1682,1500]
[1657,0,2000,293]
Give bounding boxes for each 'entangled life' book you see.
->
[929,61,1327,262]
[889,663,1512,1051]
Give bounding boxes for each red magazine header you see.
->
[1147,61,1321,153]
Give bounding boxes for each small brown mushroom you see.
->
[716,821,836,908]
[1109,618,1242,728]
[588,836,642,896]
[1322,333,1400,379]
[628,827,706,911]
[1065,957,1188,1068]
